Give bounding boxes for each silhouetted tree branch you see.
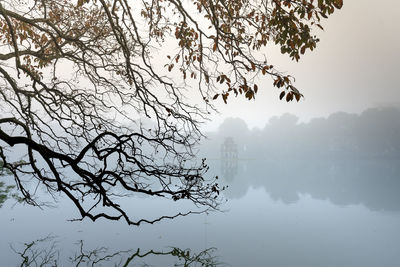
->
[0,0,341,224]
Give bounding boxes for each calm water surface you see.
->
[1,158,400,266]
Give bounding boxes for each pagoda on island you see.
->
[220,137,238,181]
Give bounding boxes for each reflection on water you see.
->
[2,108,400,266]
[2,156,400,266]
[13,236,221,266]
[214,158,400,211]
[203,108,400,212]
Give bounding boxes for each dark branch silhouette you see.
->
[0,0,341,224]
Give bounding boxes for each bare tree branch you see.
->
[0,0,341,224]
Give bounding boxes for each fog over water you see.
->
[1,106,400,266]
[202,106,400,210]
[1,0,399,265]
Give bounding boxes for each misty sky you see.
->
[204,0,400,131]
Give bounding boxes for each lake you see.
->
[1,155,400,266]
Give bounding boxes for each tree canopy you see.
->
[0,0,342,225]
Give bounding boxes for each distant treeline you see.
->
[200,107,400,211]
[201,106,400,160]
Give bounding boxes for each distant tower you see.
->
[221,137,238,181]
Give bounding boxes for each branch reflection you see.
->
[12,236,223,267]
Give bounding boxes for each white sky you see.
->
[203,0,400,131]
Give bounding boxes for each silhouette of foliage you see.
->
[0,0,341,224]
[0,181,15,208]
[0,160,20,207]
